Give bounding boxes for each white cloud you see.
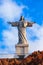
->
[28,23,43,53]
[0,0,25,22]
[2,27,18,53]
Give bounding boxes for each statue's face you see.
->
[20,16,24,21]
[22,16,24,19]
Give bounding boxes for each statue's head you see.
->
[19,16,25,21]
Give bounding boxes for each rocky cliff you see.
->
[0,51,43,65]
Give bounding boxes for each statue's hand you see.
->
[30,22,36,24]
[7,22,12,24]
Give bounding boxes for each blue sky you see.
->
[0,0,43,57]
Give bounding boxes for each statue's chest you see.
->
[18,22,27,27]
[18,22,24,27]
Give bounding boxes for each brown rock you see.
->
[0,51,43,65]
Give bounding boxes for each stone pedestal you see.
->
[15,44,28,58]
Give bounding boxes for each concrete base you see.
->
[15,44,29,58]
[18,55,25,59]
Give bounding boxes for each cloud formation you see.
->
[28,23,43,53]
[2,27,18,53]
[0,0,25,22]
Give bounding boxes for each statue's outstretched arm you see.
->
[27,22,35,27]
[8,22,19,26]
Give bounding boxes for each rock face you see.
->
[0,58,21,65]
[20,51,43,65]
[0,51,43,65]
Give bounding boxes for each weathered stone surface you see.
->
[20,51,43,65]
